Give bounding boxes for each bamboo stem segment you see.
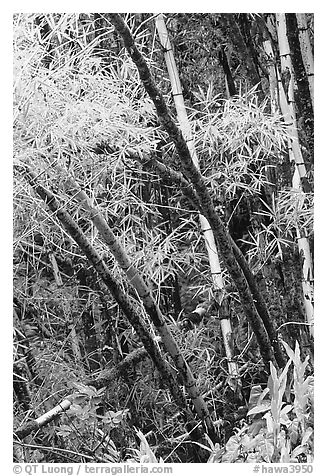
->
[154,13,240,382]
[296,13,314,107]
[21,165,193,419]
[264,23,314,337]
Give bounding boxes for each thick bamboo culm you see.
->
[295,13,314,107]
[23,165,219,438]
[263,17,314,337]
[275,14,314,337]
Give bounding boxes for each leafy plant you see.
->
[208,341,313,463]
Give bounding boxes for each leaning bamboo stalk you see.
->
[108,13,282,369]
[263,36,314,337]
[296,13,314,107]
[20,165,194,419]
[59,169,216,439]
[20,165,225,439]
[154,13,239,382]
[141,149,285,367]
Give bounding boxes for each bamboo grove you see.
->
[13,13,314,463]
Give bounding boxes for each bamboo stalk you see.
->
[20,165,237,437]
[152,14,285,368]
[263,31,314,337]
[263,40,302,175]
[276,14,295,106]
[275,16,314,337]
[296,13,314,107]
[58,168,216,439]
[154,13,240,383]
[108,13,282,369]
[284,13,314,163]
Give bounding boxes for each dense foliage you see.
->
[13,13,313,464]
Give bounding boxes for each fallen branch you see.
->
[14,348,148,439]
[14,399,72,440]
